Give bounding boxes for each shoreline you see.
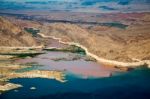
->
[38,33,150,68]
[0,83,22,93]
[0,33,149,68]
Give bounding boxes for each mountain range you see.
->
[0,0,150,13]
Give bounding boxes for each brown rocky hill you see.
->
[0,17,38,47]
[40,14,150,63]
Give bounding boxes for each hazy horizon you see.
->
[0,0,150,13]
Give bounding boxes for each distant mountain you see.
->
[0,17,38,47]
[0,0,150,13]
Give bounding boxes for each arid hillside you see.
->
[2,12,149,63]
[40,13,150,63]
[0,17,38,47]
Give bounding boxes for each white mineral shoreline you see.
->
[38,33,150,68]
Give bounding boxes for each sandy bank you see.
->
[0,46,43,49]
[0,83,22,92]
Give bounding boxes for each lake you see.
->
[0,51,150,99]
[1,67,150,99]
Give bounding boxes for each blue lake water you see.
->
[1,67,150,99]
